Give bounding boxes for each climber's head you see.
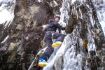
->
[54,15,60,22]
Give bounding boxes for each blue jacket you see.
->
[45,20,64,33]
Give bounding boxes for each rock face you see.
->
[43,0,105,70]
[0,0,64,69]
[0,0,105,70]
[0,0,62,70]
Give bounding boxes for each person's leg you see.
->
[52,33,60,39]
[40,31,54,61]
[39,47,54,61]
[55,34,65,42]
[44,31,53,47]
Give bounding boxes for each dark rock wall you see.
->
[0,0,60,70]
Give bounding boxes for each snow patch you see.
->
[0,0,15,26]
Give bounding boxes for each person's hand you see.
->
[55,31,60,34]
[42,24,48,31]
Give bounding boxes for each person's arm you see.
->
[42,24,49,32]
[57,24,65,33]
[57,24,62,33]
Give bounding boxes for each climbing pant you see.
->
[44,31,65,47]
[52,33,65,42]
[44,31,54,48]
[43,31,65,61]
[39,47,54,61]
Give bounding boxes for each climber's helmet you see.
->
[54,15,60,22]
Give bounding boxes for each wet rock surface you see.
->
[0,0,105,70]
[0,0,61,70]
[43,0,105,70]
